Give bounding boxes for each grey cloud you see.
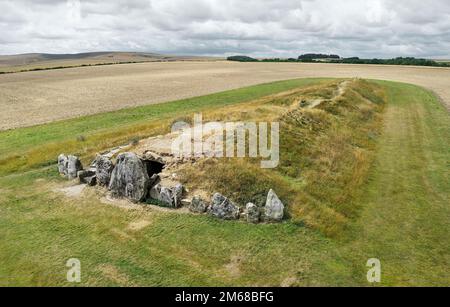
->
[1,0,449,58]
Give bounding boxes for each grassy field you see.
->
[0,79,448,286]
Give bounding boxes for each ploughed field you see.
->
[0,61,449,130]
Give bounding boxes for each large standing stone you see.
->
[57,154,68,175]
[108,152,149,203]
[264,189,284,222]
[67,155,83,180]
[173,184,184,208]
[245,203,260,224]
[189,196,209,213]
[95,155,114,186]
[208,193,240,220]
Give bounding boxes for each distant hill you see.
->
[0,52,218,73]
[298,53,340,60]
[227,55,258,62]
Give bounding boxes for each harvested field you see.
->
[0,61,449,130]
[0,52,216,73]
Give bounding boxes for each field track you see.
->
[1,61,449,130]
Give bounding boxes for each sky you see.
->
[1,0,450,58]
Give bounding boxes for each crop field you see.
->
[0,67,449,286]
[0,52,216,73]
[0,61,449,130]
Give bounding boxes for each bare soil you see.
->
[1,61,449,130]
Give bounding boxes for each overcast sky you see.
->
[1,0,450,58]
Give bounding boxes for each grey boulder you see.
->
[57,154,68,175]
[245,203,260,224]
[173,184,184,208]
[149,183,184,208]
[208,193,240,220]
[264,189,284,222]
[149,183,162,200]
[189,196,209,213]
[108,152,149,203]
[159,186,174,205]
[95,155,114,186]
[67,155,83,180]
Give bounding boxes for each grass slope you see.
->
[179,79,386,236]
[315,81,450,286]
[0,79,448,286]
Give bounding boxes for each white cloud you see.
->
[1,0,449,58]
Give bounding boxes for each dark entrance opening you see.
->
[143,160,165,178]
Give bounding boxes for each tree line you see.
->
[227,54,449,67]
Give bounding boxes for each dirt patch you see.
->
[54,184,86,198]
[100,195,144,211]
[100,194,191,214]
[127,219,152,231]
[49,178,191,215]
[280,276,299,287]
[306,80,350,109]
[97,264,134,286]
[110,228,136,242]
[224,253,246,278]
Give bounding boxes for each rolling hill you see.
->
[0,51,217,73]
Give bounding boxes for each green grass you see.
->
[0,79,448,286]
[315,81,450,286]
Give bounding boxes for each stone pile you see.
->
[58,152,181,205]
[57,152,285,223]
[187,190,285,223]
